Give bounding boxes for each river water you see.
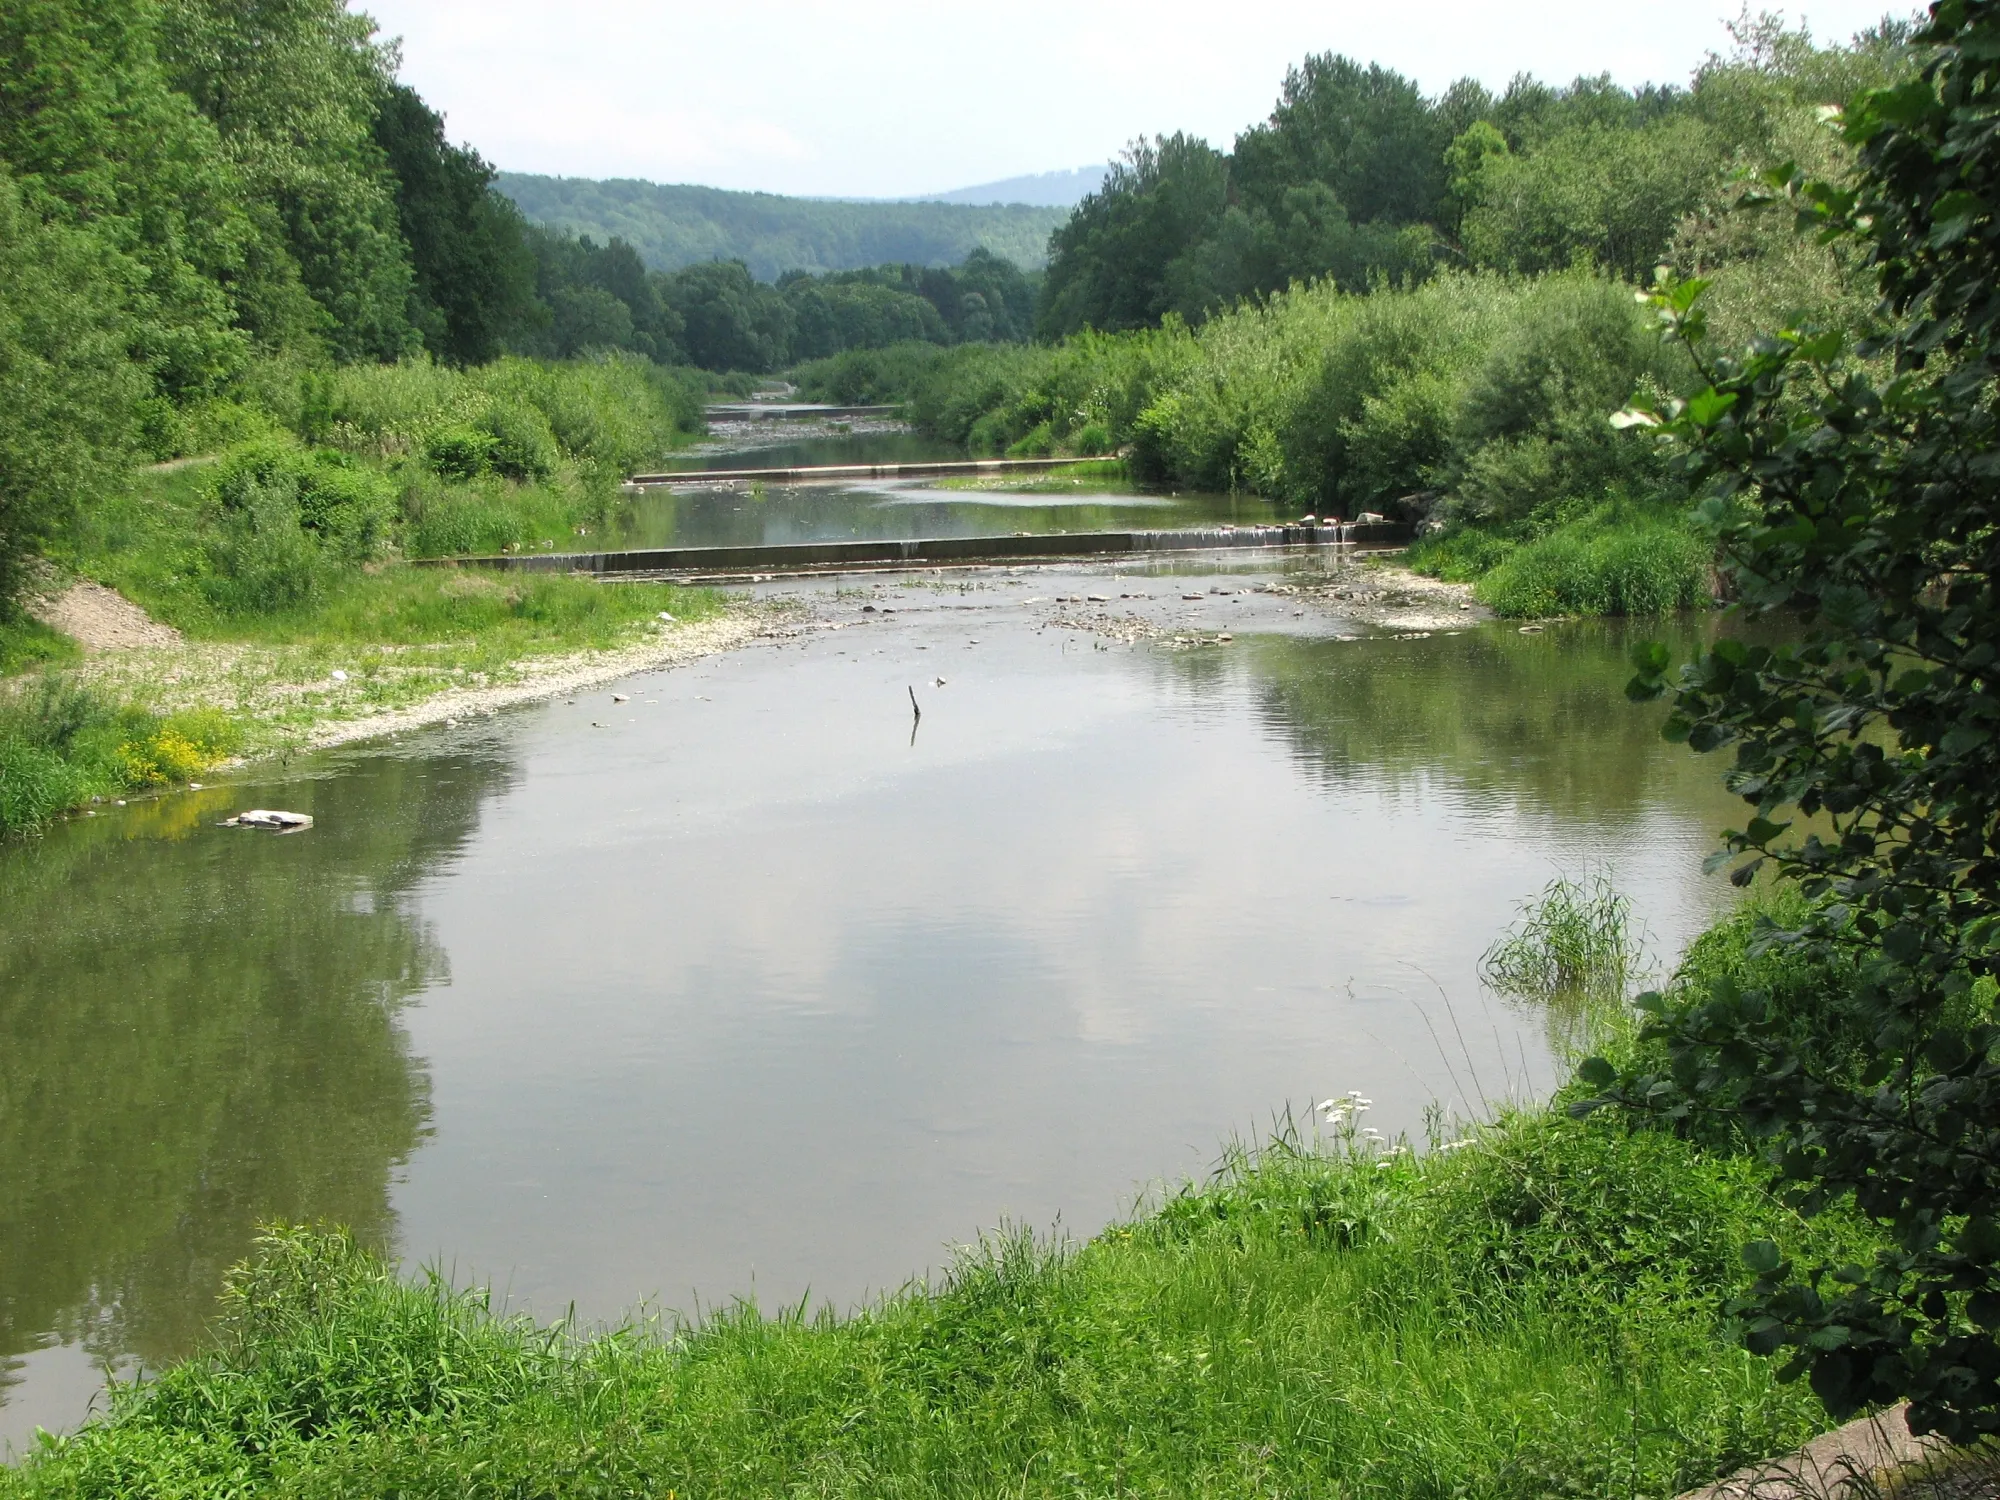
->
[0,443,1748,1450]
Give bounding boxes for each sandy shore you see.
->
[297,610,782,751]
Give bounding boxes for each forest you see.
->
[496,171,1068,280]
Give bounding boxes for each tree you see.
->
[1459,116,1722,278]
[1590,0,2000,1441]
[660,260,793,371]
[0,166,145,614]
[1038,133,1229,338]
[1231,54,1450,227]
[0,0,255,404]
[159,0,419,363]
[372,83,536,364]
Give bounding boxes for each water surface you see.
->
[0,571,1743,1448]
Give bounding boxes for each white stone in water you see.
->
[222,809,313,831]
[612,694,629,703]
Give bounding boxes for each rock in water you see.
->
[220,809,314,831]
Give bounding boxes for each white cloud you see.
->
[360,0,1916,197]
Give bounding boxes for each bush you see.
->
[323,354,696,477]
[211,442,397,562]
[791,340,947,404]
[422,423,493,480]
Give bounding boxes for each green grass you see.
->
[0,613,79,677]
[0,1104,1865,1499]
[195,567,722,654]
[1410,508,1713,618]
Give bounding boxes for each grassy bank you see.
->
[0,890,1881,1498]
[0,354,732,837]
[0,679,242,837]
[0,1120,1856,1498]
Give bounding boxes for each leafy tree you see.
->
[372,83,537,364]
[661,260,794,372]
[1459,116,1722,278]
[1231,54,1451,227]
[546,287,633,358]
[159,0,419,363]
[0,0,254,405]
[518,226,683,362]
[1038,133,1229,338]
[0,166,145,613]
[1593,0,2000,1441]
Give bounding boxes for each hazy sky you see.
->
[361,1,1912,198]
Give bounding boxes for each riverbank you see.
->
[0,573,776,835]
[0,1122,1857,1497]
[0,882,1899,1500]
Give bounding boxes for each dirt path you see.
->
[28,579,184,650]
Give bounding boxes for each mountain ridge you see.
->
[496,172,1070,281]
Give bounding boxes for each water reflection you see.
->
[0,751,512,1427]
[1231,618,1730,820]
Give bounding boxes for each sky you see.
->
[360,0,1915,199]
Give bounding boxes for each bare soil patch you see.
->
[28,579,184,651]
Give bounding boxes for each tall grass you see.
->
[1483,872,1651,1058]
[1470,509,1713,618]
[0,676,241,836]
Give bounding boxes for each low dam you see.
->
[439,521,1415,580]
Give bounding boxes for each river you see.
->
[0,436,1747,1450]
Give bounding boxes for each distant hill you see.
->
[495,173,1070,281]
[910,165,1108,208]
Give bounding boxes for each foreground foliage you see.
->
[1,1089,1869,1499]
[1596,0,2000,1440]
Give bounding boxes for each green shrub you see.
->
[1406,524,1518,580]
[478,402,558,482]
[324,354,696,477]
[211,441,397,562]
[791,340,946,404]
[1005,420,1054,457]
[422,423,493,480]
[204,478,332,616]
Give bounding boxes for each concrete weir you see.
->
[434,522,1414,581]
[628,455,1120,486]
